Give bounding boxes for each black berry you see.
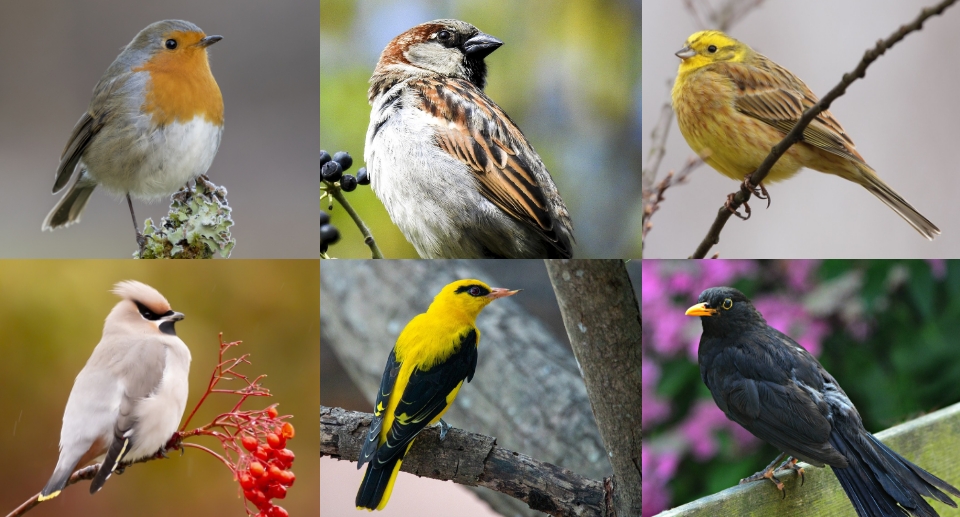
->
[333,151,353,171]
[319,210,330,226]
[320,150,331,168]
[319,224,340,245]
[340,175,357,192]
[321,161,343,183]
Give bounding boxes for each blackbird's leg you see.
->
[740,451,789,496]
[774,456,805,487]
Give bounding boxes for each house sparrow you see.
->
[365,19,575,258]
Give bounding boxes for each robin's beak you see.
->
[463,32,503,59]
[486,288,520,300]
[676,45,696,59]
[685,302,717,317]
[197,35,223,48]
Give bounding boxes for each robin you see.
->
[42,20,224,252]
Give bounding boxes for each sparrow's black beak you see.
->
[463,32,503,59]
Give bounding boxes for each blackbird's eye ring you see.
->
[722,298,733,310]
[707,44,718,53]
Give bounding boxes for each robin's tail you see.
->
[829,428,959,517]
[42,178,96,231]
[856,163,940,241]
[356,453,405,511]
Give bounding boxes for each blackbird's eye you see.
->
[722,298,733,310]
[707,44,718,53]
[165,39,178,50]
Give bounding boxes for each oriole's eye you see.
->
[707,44,718,53]
[722,298,733,310]
[469,286,481,296]
[165,39,178,50]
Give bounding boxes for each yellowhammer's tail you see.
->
[857,164,940,240]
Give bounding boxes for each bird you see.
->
[43,20,224,253]
[39,280,191,500]
[355,279,520,510]
[685,286,959,517]
[365,19,575,258]
[671,30,940,240]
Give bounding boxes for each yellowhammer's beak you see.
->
[487,288,520,300]
[685,302,717,317]
[676,45,696,59]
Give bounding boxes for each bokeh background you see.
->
[320,0,642,258]
[321,259,643,516]
[0,260,319,516]
[641,259,960,515]
[0,0,319,257]
[642,0,960,258]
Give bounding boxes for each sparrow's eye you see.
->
[165,39,178,50]
[707,44,718,53]
[722,298,733,310]
[437,30,453,44]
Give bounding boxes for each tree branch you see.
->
[545,260,642,516]
[691,0,958,258]
[321,406,609,517]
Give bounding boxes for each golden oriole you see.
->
[355,279,519,510]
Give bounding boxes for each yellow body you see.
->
[358,279,518,510]
[671,30,939,239]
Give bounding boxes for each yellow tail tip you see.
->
[37,491,60,502]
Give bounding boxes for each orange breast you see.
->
[133,35,224,127]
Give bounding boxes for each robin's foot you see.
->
[742,175,771,209]
[740,452,788,498]
[725,193,752,220]
[126,194,145,258]
[196,174,216,193]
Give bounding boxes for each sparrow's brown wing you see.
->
[416,77,572,258]
[718,58,867,165]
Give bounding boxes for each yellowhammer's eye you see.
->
[707,45,718,53]
[722,298,733,310]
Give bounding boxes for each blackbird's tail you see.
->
[829,428,959,517]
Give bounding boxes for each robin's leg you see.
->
[126,194,145,258]
[739,451,789,497]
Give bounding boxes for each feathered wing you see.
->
[415,77,573,258]
[356,328,479,510]
[719,58,940,240]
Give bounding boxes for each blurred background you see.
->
[320,0,642,258]
[642,0,960,258]
[321,259,642,516]
[0,0,319,257]
[641,259,960,515]
[0,260,319,516]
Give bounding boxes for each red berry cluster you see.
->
[237,408,296,517]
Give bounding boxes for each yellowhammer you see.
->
[671,30,940,240]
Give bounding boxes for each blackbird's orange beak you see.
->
[685,302,717,317]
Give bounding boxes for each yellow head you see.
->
[426,279,520,321]
[675,30,749,75]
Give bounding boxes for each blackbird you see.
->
[686,286,959,517]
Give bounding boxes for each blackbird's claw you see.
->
[775,457,805,487]
[740,452,789,497]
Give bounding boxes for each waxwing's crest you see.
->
[112,281,171,314]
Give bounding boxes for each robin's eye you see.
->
[165,39,178,50]
[469,286,481,296]
[722,298,733,310]
[707,44,718,53]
